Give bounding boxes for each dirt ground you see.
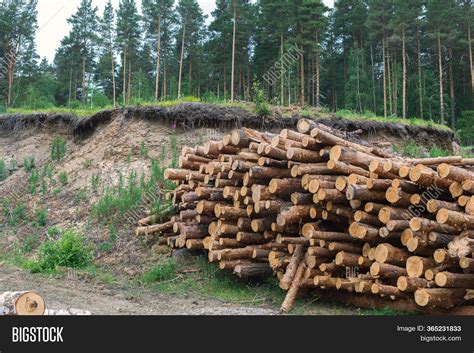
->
[0,264,279,315]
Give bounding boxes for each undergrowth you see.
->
[27,228,93,273]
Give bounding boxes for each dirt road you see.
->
[0,264,277,315]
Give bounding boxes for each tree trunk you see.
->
[127,56,132,102]
[108,41,116,109]
[448,47,456,129]
[300,44,305,106]
[438,34,445,125]
[402,28,407,119]
[0,291,45,315]
[280,34,285,106]
[382,37,387,117]
[122,46,127,106]
[155,16,161,100]
[82,46,86,105]
[387,41,393,115]
[178,13,187,98]
[163,49,167,98]
[417,30,423,119]
[223,62,227,98]
[231,1,236,102]
[467,1,474,101]
[370,43,376,113]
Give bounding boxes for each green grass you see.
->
[3,98,452,133]
[332,109,451,131]
[141,254,285,305]
[358,307,416,316]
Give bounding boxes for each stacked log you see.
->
[0,291,45,315]
[137,119,474,313]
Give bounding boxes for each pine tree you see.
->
[67,0,99,105]
[176,0,206,98]
[0,0,38,106]
[97,0,116,107]
[393,0,422,119]
[426,0,460,125]
[142,0,175,100]
[116,0,141,104]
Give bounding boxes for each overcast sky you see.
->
[36,0,335,62]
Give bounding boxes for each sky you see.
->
[36,0,335,63]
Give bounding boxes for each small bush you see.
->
[0,159,8,181]
[59,171,68,185]
[83,159,92,168]
[51,136,67,161]
[34,208,47,227]
[23,156,36,172]
[28,228,93,273]
[13,202,27,221]
[140,141,149,158]
[252,81,270,117]
[22,233,39,253]
[28,169,39,194]
[141,259,177,283]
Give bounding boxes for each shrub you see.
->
[12,202,27,224]
[140,141,149,158]
[0,159,8,181]
[59,171,68,185]
[23,156,36,172]
[28,169,39,194]
[252,81,270,117]
[28,228,93,273]
[50,135,67,161]
[34,208,47,227]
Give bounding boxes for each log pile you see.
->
[137,119,474,313]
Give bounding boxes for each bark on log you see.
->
[0,291,45,315]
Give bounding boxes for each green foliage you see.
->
[34,208,47,227]
[22,233,39,253]
[401,141,424,158]
[83,159,93,168]
[50,136,67,161]
[27,228,93,273]
[252,81,270,117]
[457,111,474,146]
[428,147,450,158]
[140,259,177,283]
[23,156,36,172]
[11,202,27,225]
[74,188,88,205]
[99,222,118,253]
[140,141,149,158]
[28,169,39,194]
[59,171,68,185]
[0,160,8,181]
[170,134,178,168]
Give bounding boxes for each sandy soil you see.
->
[0,264,278,315]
